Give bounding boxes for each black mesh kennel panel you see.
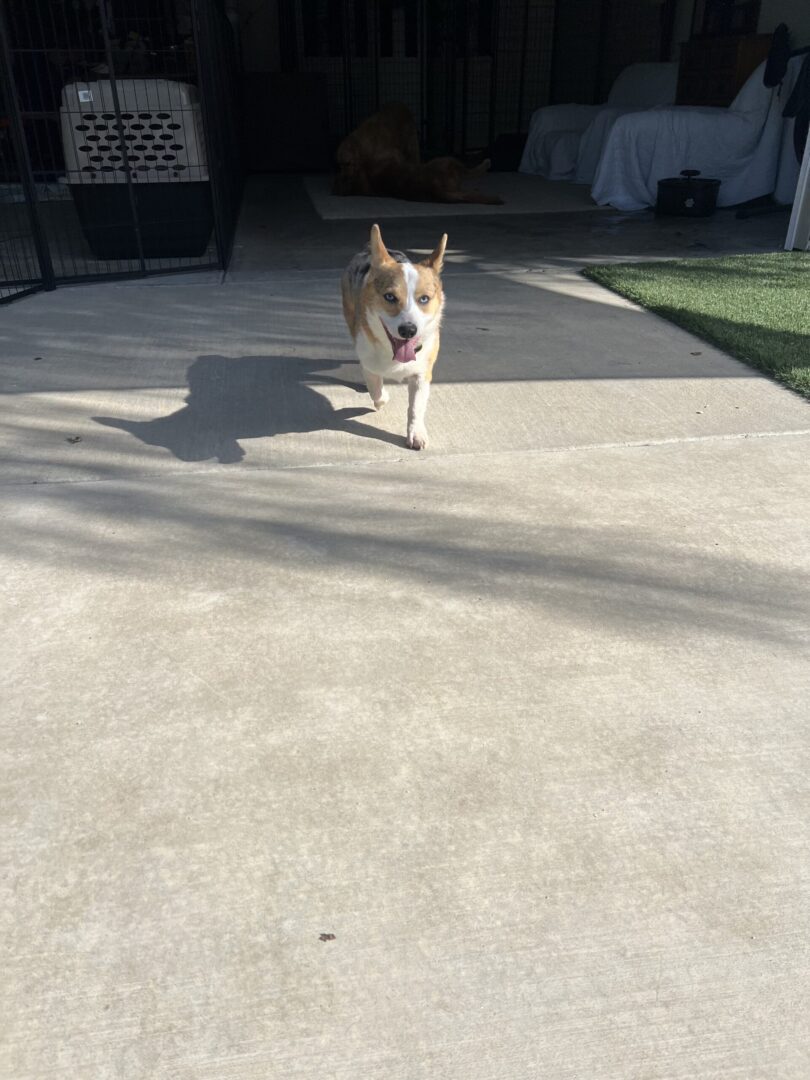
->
[277,0,554,160]
[0,0,242,303]
[191,0,243,269]
[0,4,55,302]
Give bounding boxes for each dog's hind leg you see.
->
[363,368,389,410]
[466,158,491,177]
[450,158,502,204]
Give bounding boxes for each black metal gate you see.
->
[0,0,242,304]
[278,0,552,161]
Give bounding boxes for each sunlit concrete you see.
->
[3,181,809,1079]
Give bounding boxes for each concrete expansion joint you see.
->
[4,427,810,491]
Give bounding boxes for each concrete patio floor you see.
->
[3,187,810,1079]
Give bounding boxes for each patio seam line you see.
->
[3,426,810,491]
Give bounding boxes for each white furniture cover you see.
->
[590,57,804,211]
[519,63,678,181]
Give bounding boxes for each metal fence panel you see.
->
[278,0,551,160]
[0,0,241,302]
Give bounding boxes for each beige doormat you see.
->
[303,172,602,220]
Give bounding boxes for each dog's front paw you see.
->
[372,388,390,411]
[406,428,428,451]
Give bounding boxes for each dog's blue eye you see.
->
[418,295,430,304]
[383,292,396,303]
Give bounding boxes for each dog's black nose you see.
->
[398,323,418,339]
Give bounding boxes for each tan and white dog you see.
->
[341,224,447,450]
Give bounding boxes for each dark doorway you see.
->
[275,0,553,161]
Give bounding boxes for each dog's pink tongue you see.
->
[392,337,417,364]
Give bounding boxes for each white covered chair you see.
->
[519,63,678,180]
[590,57,804,211]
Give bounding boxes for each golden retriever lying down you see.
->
[333,103,503,206]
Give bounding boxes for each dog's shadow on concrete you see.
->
[94,354,404,463]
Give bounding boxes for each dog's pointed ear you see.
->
[369,223,393,267]
[421,233,448,274]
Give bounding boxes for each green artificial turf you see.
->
[583,252,810,400]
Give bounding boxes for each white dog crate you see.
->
[60,80,213,259]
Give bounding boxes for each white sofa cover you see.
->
[519,63,678,181]
[590,57,804,211]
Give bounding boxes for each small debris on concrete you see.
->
[319,933,336,942]
[66,436,82,444]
